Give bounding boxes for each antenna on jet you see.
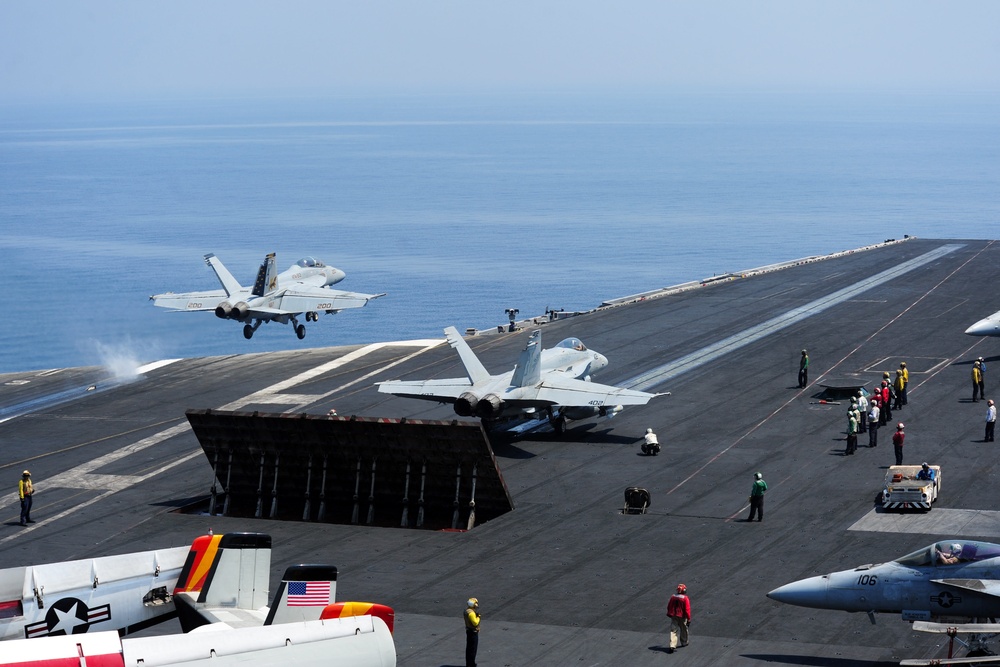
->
[505,308,520,333]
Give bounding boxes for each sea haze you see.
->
[1,90,998,373]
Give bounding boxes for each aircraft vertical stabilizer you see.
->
[173,533,272,632]
[444,326,491,384]
[204,254,243,298]
[264,564,338,625]
[511,330,542,388]
[251,252,278,297]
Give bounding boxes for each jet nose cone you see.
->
[327,268,347,285]
[593,353,609,371]
[767,575,830,609]
[965,317,998,336]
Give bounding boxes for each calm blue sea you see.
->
[1,90,998,374]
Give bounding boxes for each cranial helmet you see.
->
[921,462,929,469]
[677,584,686,593]
[754,472,762,480]
[897,423,904,430]
[646,428,653,434]
[950,543,962,554]
[468,598,479,608]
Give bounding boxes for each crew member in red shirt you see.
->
[666,584,692,653]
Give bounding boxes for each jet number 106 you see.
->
[857,575,878,586]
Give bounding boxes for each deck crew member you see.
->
[464,597,481,667]
[798,350,809,388]
[642,427,661,455]
[845,409,858,455]
[666,584,691,653]
[978,357,987,399]
[868,398,880,448]
[18,470,33,526]
[893,370,905,410]
[747,472,767,522]
[973,361,983,402]
[892,423,905,466]
[899,362,909,405]
[986,399,996,442]
[916,462,936,481]
[857,390,868,432]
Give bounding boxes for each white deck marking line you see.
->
[624,244,964,392]
[4,340,440,536]
[0,450,203,545]
[221,338,444,410]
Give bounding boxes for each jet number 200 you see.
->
[857,575,878,586]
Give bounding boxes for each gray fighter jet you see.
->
[151,253,384,339]
[376,326,661,433]
[769,540,1000,661]
[769,540,1000,621]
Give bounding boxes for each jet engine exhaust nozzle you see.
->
[455,393,479,417]
[215,303,232,319]
[475,394,504,419]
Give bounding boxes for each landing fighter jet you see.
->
[151,253,385,339]
[966,308,1000,337]
[768,540,1000,624]
[376,326,661,433]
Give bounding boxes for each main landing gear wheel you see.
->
[295,324,306,339]
[551,417,566,434]
[243,324,254,339]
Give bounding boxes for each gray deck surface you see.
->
[2,237,999,666]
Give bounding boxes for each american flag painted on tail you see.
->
[287,581,330,607]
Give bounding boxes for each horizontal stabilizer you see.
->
[150,290,227,311]
[376,378,473,402]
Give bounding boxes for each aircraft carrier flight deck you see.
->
[2,237,999,666]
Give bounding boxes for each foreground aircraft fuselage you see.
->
[0,544,188,640]
[151,253,384,340]
[966,309,1000,337]
[0,615,396,667]
[377,326,660,432]
[768,540,1000,622]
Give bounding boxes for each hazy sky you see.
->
[1,1,999,100]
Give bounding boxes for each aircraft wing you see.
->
[273,288,386,315]
[532,376,659,408]
[376,378,473,403]
[150,290,228,311]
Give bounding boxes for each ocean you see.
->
[1,90,998,374]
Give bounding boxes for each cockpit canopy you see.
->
[295,257,326,268]
[894,540,1000,567]
[555,337,587,352]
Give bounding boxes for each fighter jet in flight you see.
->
[376,326,661,433]
[151,253,384,339]
[966,308,1000,337]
